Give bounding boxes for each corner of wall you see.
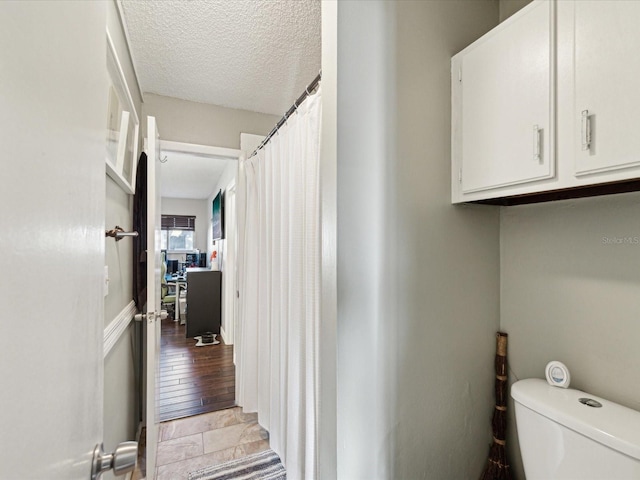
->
[335,1,500,479]
[498,0,533,23]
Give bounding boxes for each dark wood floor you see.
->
[158,316,235,422]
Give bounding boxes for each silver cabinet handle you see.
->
[533,125,541,163]
[581,110,591,151]
[91,441,138,480]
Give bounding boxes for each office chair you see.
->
[161,254,182,322]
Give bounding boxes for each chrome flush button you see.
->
[579,397,603,408]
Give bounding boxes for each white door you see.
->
[145,117,162,479]
[0,1,108,478]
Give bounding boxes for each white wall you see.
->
[142,93,278,149]
[162,197,210,254]
[334,1,499,478]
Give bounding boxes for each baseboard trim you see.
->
[220,326,229,344]
[104,300,138,358]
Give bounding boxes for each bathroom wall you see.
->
[142,93,278,149]
[501,192,640,478]
[496,1,640,478]
[333,1,500,478]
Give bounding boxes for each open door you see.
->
[1,2,143,479]
[144,116,162,479]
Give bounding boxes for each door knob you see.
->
[134,310,166,322]
[90,441,137,479]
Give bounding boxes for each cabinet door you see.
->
[574,1,640,177]
[186,270,222,338]
[459,0,555,194]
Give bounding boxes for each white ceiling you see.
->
[160,151,235,199]
[120,0,322,116]
[121,1,320,198]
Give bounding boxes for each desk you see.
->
[185,269,222,338]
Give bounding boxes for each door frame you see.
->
[160,140,242,161]
[158,140,242,341]
[222,179,237,345]
[144,116,162,479]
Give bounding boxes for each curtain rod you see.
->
[248,71,322,159]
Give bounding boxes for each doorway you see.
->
[157,140,242,422]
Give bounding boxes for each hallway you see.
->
[159,316,235,422]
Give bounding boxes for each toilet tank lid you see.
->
[512,378,640,460]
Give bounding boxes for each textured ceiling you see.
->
[121,0,321,116]
[160,151,235,200]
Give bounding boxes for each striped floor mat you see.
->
[188,449,286,480]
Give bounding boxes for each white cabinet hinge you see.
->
[458,168,463,183]
[458,68,462,82]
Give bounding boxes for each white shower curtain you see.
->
[236,87,322,480]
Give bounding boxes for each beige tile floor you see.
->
[135,406,271,480]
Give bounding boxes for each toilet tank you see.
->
[511,378,640,480]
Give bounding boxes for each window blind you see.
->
[161,215,196,231]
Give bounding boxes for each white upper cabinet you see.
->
[572,0,640,178]
[452,0,640,204]
[452,1,555,202]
